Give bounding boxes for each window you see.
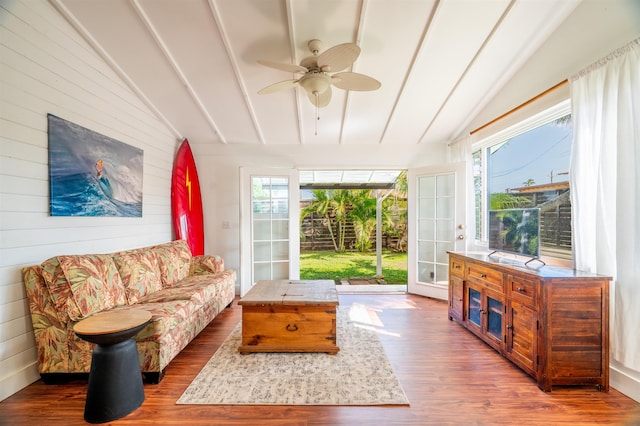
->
[473,102,573,261]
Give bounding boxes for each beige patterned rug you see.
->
[177,306,409,405]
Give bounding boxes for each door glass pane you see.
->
[252,177,270,199]
[252,201,270,219]
[418,241,434,262]
[418,261,434,282]
[254,263,271,281]
[436,219,453,240]
[254,220,270,240]
[487,296,503,339]
[272,220,288,239]
[253,242,271,261]
[419,198,434,218]
[419,176,435,197]
[273,262,289,280]
[273,241,289,261]
[437,173,454,193]
[436,196,453,219]
[418,218,434,239]
[469,288,481,326]
[436,242,454,263]
[272,199,289,218]
[435,264,448,285]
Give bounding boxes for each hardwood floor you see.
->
[2,293,638,425]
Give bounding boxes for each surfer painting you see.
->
[48,114,143,217]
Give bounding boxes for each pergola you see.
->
[299,170,403,277]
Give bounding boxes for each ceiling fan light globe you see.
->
[299,73,331,95]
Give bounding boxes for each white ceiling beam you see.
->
[286,0,305,145]
[378,0,440,144]
[131,0,227,143]
[417,0,517,145]
[338,0,368,145]
[50,0,183,141]
[206,0,267,144]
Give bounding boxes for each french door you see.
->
[407,163,466,299]
[240,168,299,296]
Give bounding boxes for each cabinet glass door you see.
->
[468,287,481,327]
[487,296,503,340]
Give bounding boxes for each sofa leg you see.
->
[142,369,165,384]
[40,373,89,385]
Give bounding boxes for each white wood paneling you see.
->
[0,1,177,401]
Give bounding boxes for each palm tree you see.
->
[349,190,378,252]
[300,190,340,252]
[490,193,532,210]
[331,189,350,252]
[523,178,535,187]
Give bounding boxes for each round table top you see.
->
[73,309,152,336]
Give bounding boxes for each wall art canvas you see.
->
[48,114,143,217]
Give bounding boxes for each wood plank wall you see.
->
[0,1,178,401]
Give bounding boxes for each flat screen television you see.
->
[488,208,540,259]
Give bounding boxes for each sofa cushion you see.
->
[113,251,163,304]
[57,254,126,321]
[152,240,192,288]
[191,255,225,275]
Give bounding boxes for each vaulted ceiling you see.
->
[52,0,584,147]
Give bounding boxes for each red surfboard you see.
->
[171,139,204,255]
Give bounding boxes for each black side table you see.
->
[73,309,152,424]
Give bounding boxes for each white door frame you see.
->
[239,167,300,296]
[407,162,466,300]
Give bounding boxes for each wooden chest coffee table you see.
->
[238,280,339,354]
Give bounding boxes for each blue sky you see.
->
[488,116,572,194]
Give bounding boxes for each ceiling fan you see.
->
[257,39,381,108]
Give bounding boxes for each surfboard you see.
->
[171,139,204,256]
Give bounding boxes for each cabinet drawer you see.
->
[508,275,537,307]
[449,257,465,277]
[466,262,503,293]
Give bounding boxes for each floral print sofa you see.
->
[22,240,236,383]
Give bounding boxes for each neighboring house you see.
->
[1,0,638,404]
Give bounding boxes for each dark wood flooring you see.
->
[1,293,638,425]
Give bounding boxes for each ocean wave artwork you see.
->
[48,114,143,217]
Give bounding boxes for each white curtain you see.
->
[448,135,475,249]
[569,38,640,372]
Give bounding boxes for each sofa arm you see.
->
[22,266,70,373]
[191,255,225,275]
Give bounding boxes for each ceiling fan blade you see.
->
[307,86,332,108]
[332,72,381,91]
[317,43,360,72]
[257,60,307,74]
[258,79,299,95]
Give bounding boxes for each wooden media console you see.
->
[448,252,610,392]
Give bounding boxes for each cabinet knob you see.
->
[506,325,513,329]
[517,287,525,292]
[480,274,487,279]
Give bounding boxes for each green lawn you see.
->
[300,250,408,284]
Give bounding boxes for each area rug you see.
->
[177,306,409,406]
